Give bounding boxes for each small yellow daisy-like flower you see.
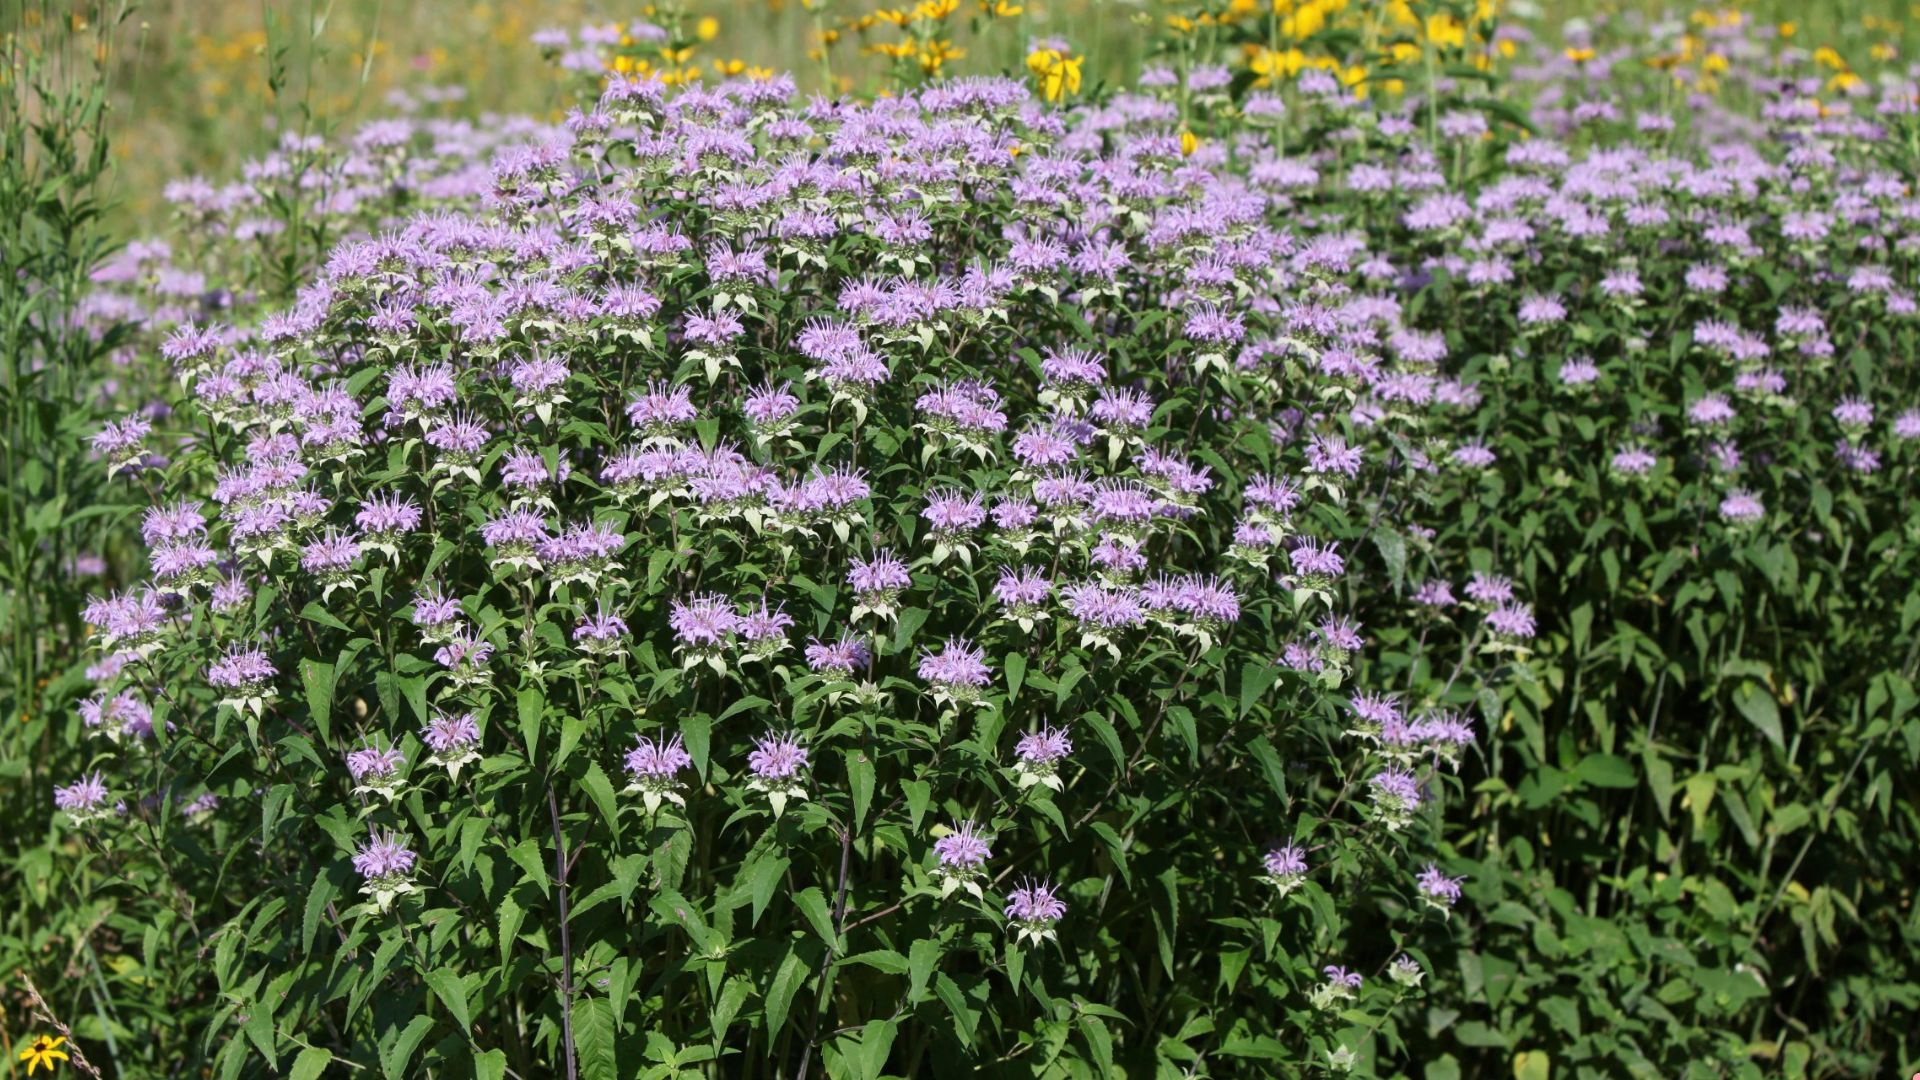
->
[1024,48,1083,103]
[1702,52,1729,74]
[1778,21,1797,39]
[19,1035,70,1076]
[1871,42,1898,62]
[1179,130,1201,157]
[980,0,1023,14]
[874,7,911,25]
[1563,46,1595,63]
[914,0,960,21]
[1829,70,1863,92]
[918,40,963,74]
[696,16,720,41]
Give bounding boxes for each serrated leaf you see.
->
[581,761,622,842]
[764,947,809,1035]
[908,938,941,1001]
[380,1015,436,1080]
[290,1047,332,1080]
[573,994,618,1080]
[517,684,545,760]
[425,968,472,1037]
[793,886,837,946]
[845,750,874,829]
[301,659,337,745]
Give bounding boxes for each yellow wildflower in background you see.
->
[1426,13,1465,49]
[18,1036,69,1076]
[981,0,1024,14]
[919,40,963,74]
[1564,46,1594,63]
[1026,48,1083,102]
[1180,130,1200,156]
[696,16,720,41]
[915,0,960,20]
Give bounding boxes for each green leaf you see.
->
[302,865,339,955]
[902,779,931,832]
[498,891,526,966]
[683,712,713,780]
[1732,681,1785,750]
[580,761,622,842]
[1077,1015,1115,1073]
[933,974,977,1046]
[1082,713,1126,769]
[506,837,551,895]
[1238,660,1279,719]
[764,947,809,1035]
[908,938,941,1002]
[840,949,909,975]
[300,601,351,633]
[573,994,619,1080]
[517,684,545,760]
[300,658,337,745]
[290,1047,333,1080]
[745,853,789,928]
[425,968,472,1037]
[845,749,875,829]
[1572,753,1636,789]
[1004,651,1027,703]
[473,1049,507,1080]
[793,886,837,946]
[380,1015,437,1080]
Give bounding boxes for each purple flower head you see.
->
[55,772,111,818]
[748,732,809,781]
[1263,843,1308,883]
[805,633,870,676]
[352,829,418,880]
[933,820,992,870]
[1486,603,1537,641]
[919,637,992,706]
[1004,878,1067,942]
[423,712,481,755]
[1417,864,1465,908]
[1718,489,1765,524]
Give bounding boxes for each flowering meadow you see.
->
[5,1,1920,1077]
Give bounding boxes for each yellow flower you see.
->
[1778,21,1797,39]
[919,40,963,74]
[1025,48,1083,102]
[1179,130,1201,157]
[914,0,960,20]
[713,57,747,76]
[1425,13,1465,49]
[661,45,696,64]
[1829,70,1863,92]
[1702,52,1729,74]
[696,16,720,41]
[874,7,911,25]
[1563,46,1595,63]
[1167,14,1196,33]
[1813,46,1844,69]
[19,1036,69,1076]
[980,0,1023,14]
[1872,42,1898,62]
